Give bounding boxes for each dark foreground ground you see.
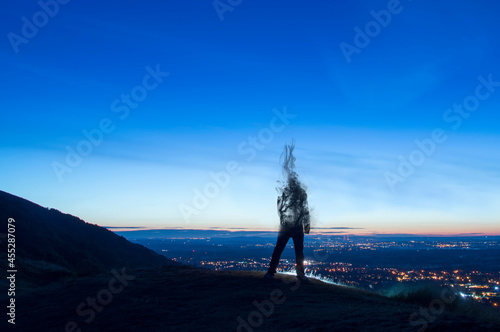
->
[3,265,500,331]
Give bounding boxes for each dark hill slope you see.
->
[7,266,500,331]
[1,191,499,331]
[0,190,172,288]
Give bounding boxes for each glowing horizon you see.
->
[105,226,500,237]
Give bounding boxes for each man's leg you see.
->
[292,230,305,277]
[268,231,290,275]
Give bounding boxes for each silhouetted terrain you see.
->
[0,190,174,289]
[1,191,499,331]
[4,266,500,331]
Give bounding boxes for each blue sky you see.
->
[2,0,500,234]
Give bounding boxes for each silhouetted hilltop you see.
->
[0,190,173,288]
[2,190,499,331]
[5,267,499,331]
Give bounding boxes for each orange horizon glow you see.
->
[105,226,500,237]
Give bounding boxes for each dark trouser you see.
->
[268,226,305,277]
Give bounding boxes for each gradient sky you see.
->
[2,0,500,235]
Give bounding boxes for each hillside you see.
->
[1,191,499,331]
[0,190,173,288]
[3,266,499,331]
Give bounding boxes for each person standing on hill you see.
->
[265,142,311,283]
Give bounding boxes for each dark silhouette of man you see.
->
[265,143,311,283]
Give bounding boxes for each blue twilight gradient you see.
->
[1,0,500,234]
